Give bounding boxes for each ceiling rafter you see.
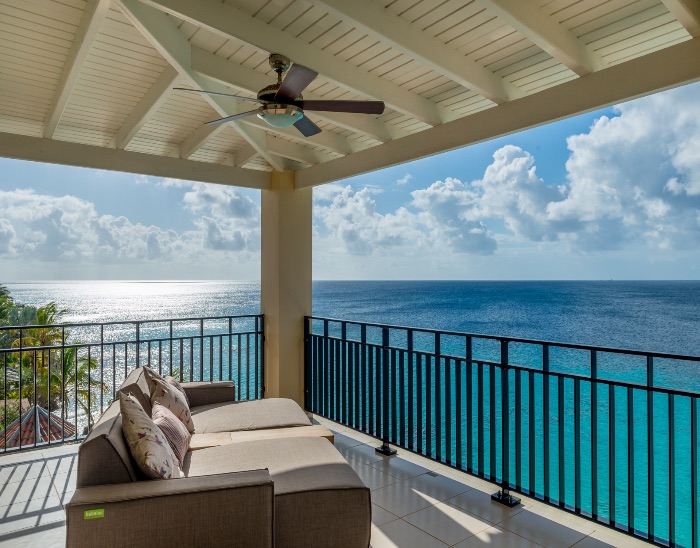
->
[265,136,336,166]
[116,0,287,171]
[475,0,605,76]
[191,47,407,143]
[661,0,700,36]
[233,144,258,168]
[136,0,450,126]
[43,0,112,138]
[0,132,270,189]
[310,0,513,103]
[296,37,700,189]
[179,124,225,159]
[111,66,180,149]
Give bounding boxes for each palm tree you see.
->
[4,302,107,430]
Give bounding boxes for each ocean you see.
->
[4,279,699,355]
[3,279,700,544]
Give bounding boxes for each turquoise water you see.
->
[5,280,700,545]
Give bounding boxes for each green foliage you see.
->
[1,286,107,431]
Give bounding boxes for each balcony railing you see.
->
[0,314,264,453]
[305,316,700,547]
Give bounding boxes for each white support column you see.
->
[261,170,312,405]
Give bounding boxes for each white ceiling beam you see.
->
[265,136,335,166]
[191,47,406,142]
[0,132,270,189]
[296,37,700,188]
[115,0,285,171]
[179,124,225,159]
[233,144,257,168]
[662,0,700,36]
[310,0,512,103]
[44,0,111,138]
[137,0,449,126]
[476,0,604,76]
[112,66,179,149]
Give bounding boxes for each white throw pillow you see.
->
[119,392,181,479]
[144,367,195,433]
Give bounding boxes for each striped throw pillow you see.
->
[152,402,191,468]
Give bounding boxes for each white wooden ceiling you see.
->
[1,0,699,189]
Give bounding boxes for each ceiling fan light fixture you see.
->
[257,104,303,128]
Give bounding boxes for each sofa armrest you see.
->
[66,470,273,547]
[182,380,236,407]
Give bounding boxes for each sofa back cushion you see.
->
[76,400,139,487]
[117,367,152,415]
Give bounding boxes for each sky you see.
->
[1,81,699,281]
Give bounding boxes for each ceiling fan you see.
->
[174,53,385,137]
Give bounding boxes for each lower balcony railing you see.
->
[304,315,700,548]
[0,314,264,453]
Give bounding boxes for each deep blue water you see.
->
[6,280,698,355]
[4,280,700,545]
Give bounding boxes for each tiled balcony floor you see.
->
[0,419,651,547]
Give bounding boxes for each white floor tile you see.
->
[445,487,526,525]
[339,443,386,465]
[372,504,400,526]
[499,507,594,548]
[453,526,546,548]
[403,473,472,503]
[403,502,493,546]
[370,456,431,480]
[372,480,437,517]
[354,461,401,491]
[371,520,448,548]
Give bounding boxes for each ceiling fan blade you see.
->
[294,116,322,137]
[206,110,259,125]
[274,64,318,102]
[294,100,385,114]
[174,88,266,104]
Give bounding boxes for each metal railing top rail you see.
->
[0,313,263,333]
[306,315,700,363]
[0,331,264,353]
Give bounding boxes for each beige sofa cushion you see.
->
[191,398,311,434]
[117,367,152,416]
[183,437,370,548]
[77,400,139,488]
[189,425,334,450]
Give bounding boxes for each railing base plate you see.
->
[491,490,521,507]
[375,444,397,456]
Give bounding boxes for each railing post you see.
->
[492,339,520,507]
[135,323,140,369]
[260,315,265,398]
[304,316,310,411]
[376,326,396,456]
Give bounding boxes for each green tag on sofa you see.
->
[84,509,105,520]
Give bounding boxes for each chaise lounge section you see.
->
[66,367,371,547]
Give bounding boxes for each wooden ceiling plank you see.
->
[111,66,180,149]
[44,0,112,138]
[476,0,605,76]
[661,0,700,36]
[115,0,286,171]
[311,0,513,103]
[137,0,448,125]
[296,36,700,188]
[179,123,226,159]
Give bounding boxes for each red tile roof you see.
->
[0,405,76,449]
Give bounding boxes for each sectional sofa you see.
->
[65,367,371,547]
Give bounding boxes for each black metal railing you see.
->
[305,316,700,548]
[1,314,264,453]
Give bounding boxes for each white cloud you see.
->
[396,173,413,186]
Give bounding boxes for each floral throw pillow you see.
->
[165,375,190,405]
[152,402,191,468]
[144,367,195,433]
[119,392,181,480]
[142,366,166,396]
